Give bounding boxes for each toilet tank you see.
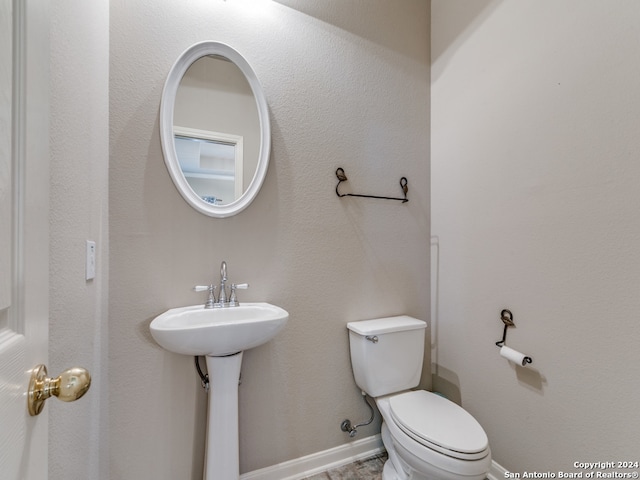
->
[347,315,426,397]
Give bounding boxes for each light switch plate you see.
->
[86,240,96,280]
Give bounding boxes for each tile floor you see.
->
[303,453,387,480]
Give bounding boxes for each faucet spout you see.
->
[217,261,228,306]
[220,261,227,282]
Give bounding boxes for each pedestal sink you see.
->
[150,303,288,480]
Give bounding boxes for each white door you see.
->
[0,1,50,478]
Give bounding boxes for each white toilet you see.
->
[347,315,491,480]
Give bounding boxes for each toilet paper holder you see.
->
[495,309,533,364]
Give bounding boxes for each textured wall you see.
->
[109,1,429,478]
[49,1,109,479]
[432,0,640,472]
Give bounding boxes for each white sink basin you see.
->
[150,302,288,356]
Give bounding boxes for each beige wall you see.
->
[49,1,109,479]
[432,0,640,472]
[109,1,429,478]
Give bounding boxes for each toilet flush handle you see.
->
[365,335,378,343]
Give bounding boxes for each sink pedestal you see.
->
[149,302,289,479]
[204,352,243,480]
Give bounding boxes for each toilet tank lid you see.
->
[347,315,426,335]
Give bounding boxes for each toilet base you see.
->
[382,422,426,480]
[382,459,402,480]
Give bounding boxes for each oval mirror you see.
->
[160,42,271,218]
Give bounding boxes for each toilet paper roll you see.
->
[500,346,532,366]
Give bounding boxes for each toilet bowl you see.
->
[377,392,491,480]
[347,316,491,480]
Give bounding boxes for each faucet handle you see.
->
[228,283,249,307]
[194,284,216,309]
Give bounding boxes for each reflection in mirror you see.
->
[174,55,259,205]
[174,127,244,205]
[160,42,270,218]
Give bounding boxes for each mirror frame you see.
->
[160,41,271,218]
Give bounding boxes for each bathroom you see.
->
[5,0,640,478]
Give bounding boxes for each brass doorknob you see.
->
[28,364,91,416]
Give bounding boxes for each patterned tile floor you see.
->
[303,453,387,480]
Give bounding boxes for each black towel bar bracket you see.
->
[335,167,408,203]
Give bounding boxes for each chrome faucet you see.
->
[194,261,248,309]
[217,261,228,307]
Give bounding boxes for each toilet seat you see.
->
[389,390,489,461]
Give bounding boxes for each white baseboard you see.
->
[488,459,508,480]
[240,434,384,480]
[240,436,505,480]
